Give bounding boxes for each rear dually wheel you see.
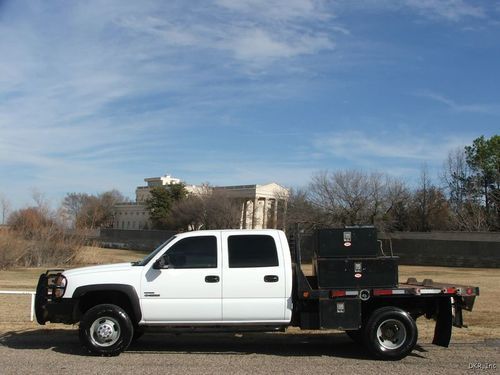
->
[364,306,418,360]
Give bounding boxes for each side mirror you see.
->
[153,257,168,270]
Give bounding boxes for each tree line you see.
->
[289,135,499,232]
[0,134,498,233]
[142,134,499,232]
[145,184,242,230]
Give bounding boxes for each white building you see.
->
[113,202,150,230]
[214,183,288,230]
[113,175,289,230]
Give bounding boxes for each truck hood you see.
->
[63,262,135,277]
[62,262,144,298]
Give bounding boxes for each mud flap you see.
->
[432,297,452,347]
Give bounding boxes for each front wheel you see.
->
[79,304,133,356]
[364,307,418,360]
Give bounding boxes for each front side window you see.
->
[163,236,217,269]
[135,236,176,266]
[228,235,279,268]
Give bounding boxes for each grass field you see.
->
[0,246,498,342]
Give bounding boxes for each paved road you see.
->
[0,329,498,374]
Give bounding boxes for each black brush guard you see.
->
[35,269,65,325]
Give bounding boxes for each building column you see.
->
[282,199,288,230]
[273,199,278,229]
[262,198,268,229]
[252,198,258,229]
[240,200,247,229]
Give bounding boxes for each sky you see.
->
[1,0,499,210]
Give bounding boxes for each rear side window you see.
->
[228,235,279,268]
[164,236,217,268]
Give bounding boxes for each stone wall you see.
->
[99,229,176,251]
[297,231,500,268]
[99,229,500,268]
[378,232,500,268]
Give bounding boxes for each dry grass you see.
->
[399,265,500,342]
[0,246,148,290]
[73,245,148,265]
[0,229,84,269]
[0,247,498,342]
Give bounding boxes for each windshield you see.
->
[133,235,176,266]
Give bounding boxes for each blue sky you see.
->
[1,0,499,209]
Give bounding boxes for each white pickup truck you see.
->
[35,228,479,360]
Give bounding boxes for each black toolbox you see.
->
[319,298,361,329]
[314,227,379,258]
[314,256,399,289]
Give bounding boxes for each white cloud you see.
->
[312,130,471,163]
[333,0,488,23]
[116,16,199,46]
[228,28,334,63]
[0,1,339,207]
[0,0,496,208]
[111,2,336,67]
[416,91,500,115]
[403,0,485,22]
[214,0,331,21]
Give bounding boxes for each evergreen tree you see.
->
[465,135,500,229]
[146,184,188,229]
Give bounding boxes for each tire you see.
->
[345,329,363,344]
[79,304,134,356]
[363,306,418,360]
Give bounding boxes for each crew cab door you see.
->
[221,232,286,322]
[140,233,222,322]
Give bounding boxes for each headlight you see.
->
[53,274,67,298]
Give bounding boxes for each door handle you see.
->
[205,275,220,283]
[264,275,279,283]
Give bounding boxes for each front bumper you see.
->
[35,271,79,325]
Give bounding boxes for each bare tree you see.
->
[284,188,326,228]
[8,206,57,240]
[6,201,83,268]
[61,190,128,229]
[417,165,431,231]
[62,193,90,227]
[168,187,241,231]
[168,195,205,230]
[309,170,360,225]
[309,170,392,227]
[442,147,472,211]
[31,189,52,218]
[383,178,411,231]
[454,202,489,231]
[409,165,450,231]
[203,190,242,229]
[366,172,388,227]
[441,148,489,231]
[0,194,11,225]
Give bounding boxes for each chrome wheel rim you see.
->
[376,319,407,350]
[90,316,121,347]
